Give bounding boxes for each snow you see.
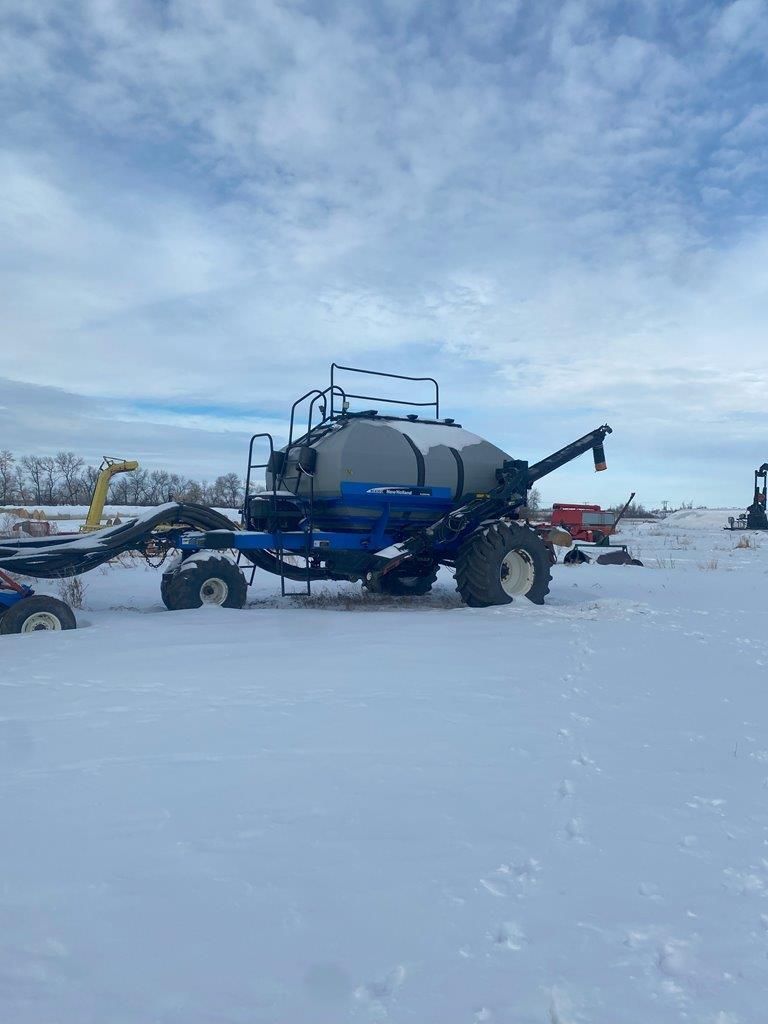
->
[661,508,743,530]
[2,515,767,1023]
[1,505,237,525]
[1,504,130,519]
[368,418,499,457]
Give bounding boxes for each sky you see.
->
[1,0,767,507]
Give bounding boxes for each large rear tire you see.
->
[455,522,551,607]
[161,554,247,610]
[0,595,77,634]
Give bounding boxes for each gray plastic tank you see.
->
[269,415,511,523]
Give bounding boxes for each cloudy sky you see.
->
[2,0,767,506]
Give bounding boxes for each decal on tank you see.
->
[367,486,429,496]
[340,482,453,499]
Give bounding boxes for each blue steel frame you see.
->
[181,365,453,578]
[0,585,33,610]
[179,484,457,558]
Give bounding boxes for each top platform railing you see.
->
[285,364,441,452]
[329,364,440,420]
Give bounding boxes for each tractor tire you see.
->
[161,554,247,611]
[364,562,439,597]
[160,555,183,608]
[0,595,77,634]
[455,522,551,607]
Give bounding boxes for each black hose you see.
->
[0,503,348,583]
[0,503,240,579]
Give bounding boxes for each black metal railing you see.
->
[243,430,314,597]
[329,363,439,419]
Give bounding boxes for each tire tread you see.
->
[162,555,247,610]
[455,522,551,607]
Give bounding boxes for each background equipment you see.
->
[81,457,138,532]
[725,465,768,531]
[550,492,635,545]
[559,491,643,565]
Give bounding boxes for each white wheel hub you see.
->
[199,577,229,605]
[499,549,535,597]
[21,611,62,633]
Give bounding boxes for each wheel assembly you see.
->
[161,554,247,611]
[455,522,552,607]
[363,560,438,596]
[0,595,77,635]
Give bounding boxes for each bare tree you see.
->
[182,478,206,504]
[125,468,151,505]
[609,499,651,519]
[5,451,248,508]
[167,473,187,501]
[81,464,101,504]
[109,472,129,504]
[0,450,15,504]
[148,469,171,504]
[20,455,46,504]
[526,487,542,514]
[55,451,85,504]
[213,472,243,509]
[38,456,59,504]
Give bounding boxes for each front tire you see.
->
[0,595,77,634]
[455,522,551,607]
[161,555,247,610]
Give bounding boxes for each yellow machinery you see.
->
[80,457,139,533]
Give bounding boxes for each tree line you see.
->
[0,450,251,509]
[0,449,659,517]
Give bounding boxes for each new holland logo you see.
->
[366,486,431,496]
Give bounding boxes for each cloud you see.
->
[0,0,766,504]
[0,377,259,478]
[711,0,768,47]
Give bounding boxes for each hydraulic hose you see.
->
[0,503,240,579]
[0,502,346,583]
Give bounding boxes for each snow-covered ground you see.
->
[2,510,767,1023]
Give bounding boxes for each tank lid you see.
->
[335,411,463,428]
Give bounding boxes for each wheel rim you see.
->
[21,611,62,633]
[499,549,535,597]
[199,578,229,605]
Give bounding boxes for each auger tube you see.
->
[367,424,614,577]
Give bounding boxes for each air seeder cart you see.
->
[163,365,613,610]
